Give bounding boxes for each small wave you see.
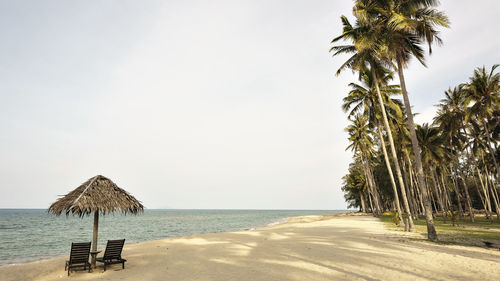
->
[266,217,289,227]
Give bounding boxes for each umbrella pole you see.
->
[91,211,99,268]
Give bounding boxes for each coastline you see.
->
[3,212,499,281]
[0,211,349,268]
[0,209,341,267]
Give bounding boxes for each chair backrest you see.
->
[103,239,125,260]
[69,242,91,264]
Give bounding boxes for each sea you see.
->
[0,209,342,266]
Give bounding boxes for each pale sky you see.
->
[1,1,499,209]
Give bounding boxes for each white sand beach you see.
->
[2,214,500,281]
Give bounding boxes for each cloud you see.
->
[0,0,354,209]
[0,0,498,210]
[413,106,438,126]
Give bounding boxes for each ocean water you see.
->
[0,209,340,266]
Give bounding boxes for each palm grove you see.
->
[332,0,499,241]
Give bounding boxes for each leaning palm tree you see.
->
[463,65,500,181]
[391,107,423,218]
[417,123,449,220]
[343,66,406,226]
[434,86,470,219]
[352,0,450,241]
[331,14,416,231]
[345,114,383,215]
[467,119,499,221]
[342,160,370,212]
[435,87,468,148]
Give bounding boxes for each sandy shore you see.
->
[2,213,500,281]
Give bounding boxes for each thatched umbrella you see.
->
[48,175,144,266]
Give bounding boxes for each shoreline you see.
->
[0,211,351,268]
[4,212,497,281]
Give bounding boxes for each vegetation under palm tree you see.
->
[333,0,499,243]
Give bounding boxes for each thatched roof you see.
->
[48,175,144,217]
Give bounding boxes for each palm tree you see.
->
[343,66,406,225]
[392,109,424,219]
[345,114,383,215]
[417,123,449,220]
[342,160,369,212]
[340,63,499,226]
[389,110,424,215]
[331,14,416,231]
[464,65,500,181]
[435,87,467,145]
[435,86,470,220]
[352,0,450,241]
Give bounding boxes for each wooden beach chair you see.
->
[65,242,91,276]
[96,239,127,271]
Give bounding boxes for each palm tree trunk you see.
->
[473,174,488,218]
[368,192,374,213]
[490,183,500,219]
[408,155,425,215]
[476,167,493,222]
[429,182,439,214]
[360,191,367,213]
[405,173,418,220]
[371,68,415,231]
[451,173,464,218]
[460,176,474,222]
[377,125,404,226]
[440,171,453,216]
[362,162,377,216]
[361,153,382,216]
[449,158,464,218]
[461,132,487,221]
[366,161,383,215]
[483,163,500,220]
[483,121,500,181]
[431,168,447,222]
[485,169,500,210]
[489,182,500,220]
[395,57,437,240]
[402,157,419,219]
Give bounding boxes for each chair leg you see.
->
[104,263,106,271]
[122,261,125,269]
[68,267,70,277]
